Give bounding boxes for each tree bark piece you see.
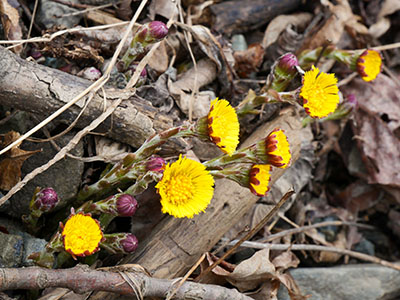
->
[0,265,253,300]
[209,0,302,35]
[123,109,303,278]
[0,46,172,148]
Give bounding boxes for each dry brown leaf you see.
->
[168,58,217,118]
[149,0,178,20]
[378,0,400,18]
[262,13,312,49]
[300,0,368,51]
[147,41,169,74]
[353,108,400,187]
[272,251,300,271]
[368,17,391,38]
[342,75,400,131]
[94,136,130,163]
[234,43,264,78]
[0,0,23,54]
[0,131,41,191]
[226,248,276,291]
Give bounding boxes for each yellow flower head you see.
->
[62,212,103,258]
[249,164,271,196]
[300,66,340,118]
[265,129,291,168]
[208,98,240,155]
[255,128,291,168]
[155,155,215,218]
[357,50,382,82]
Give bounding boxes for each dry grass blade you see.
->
[230,241,400,272]
[0,98,123,206]
[0,0,148,158]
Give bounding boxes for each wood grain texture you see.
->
[121,109,303,279]
[0,46,172,148]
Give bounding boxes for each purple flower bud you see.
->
[148,21,168,40]
[277,53,299,75]
[29,49,42,60]
[127,62,147,78]
[80,67,102,81]
[146,156,166,172]
[136,21,168,44]
[121,234,138,253]
[346,94,357,109]
[33,188,59,212]
[116,194,138,217]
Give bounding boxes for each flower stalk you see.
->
[120,21,168,71]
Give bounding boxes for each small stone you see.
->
[278,265,400,300]
[38,0,82,29]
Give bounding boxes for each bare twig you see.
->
[166,254,206,300]
[0,0,147,157]
[0,98,123,206]
[258,220,374,243]
[0,265,252,300]
[195,190,295,282]
[228,240,400,271]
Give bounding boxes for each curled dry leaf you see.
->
[353,108,400,187]
[148,0,178,20]
[168,58,217,118]
[300,0,368,51]
[262,13,312,50]
[0,0,23,54]
[234,43,264,78]
[94,136,130,163]
[0,131,41,191]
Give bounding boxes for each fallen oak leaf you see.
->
[0,131,41,191]
[0,0,23,54]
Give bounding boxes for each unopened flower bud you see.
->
[32,187,59,212]
[136,21,168,44]
[79,67,102,81]
[146,156,166,172]
[268,53,299,92]
[277,53,298,75]
[116,194,138,217]
[88,193,138,217]
[121,234,139,253]
[101,233,138,254]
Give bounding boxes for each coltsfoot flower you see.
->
[249,164,271,196]
[207,98,240,155]
[31,187,59,213]
[155,155,214,218]
[62,212,103,258]
[300,66,340,118]
[356,50,382,82]
[256,128,291,168]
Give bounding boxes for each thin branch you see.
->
[0,265,252,300]
[195,190,295,282]
[0,98,123,206]
[258,220,374,243]
[0,0,147,157]
[228,240,400,271]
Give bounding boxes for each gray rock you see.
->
[278,264,400,300]
[0,217,48,266]
[21,232,48,266]
[0,133,84,218]
[0,232,23,267]
[38,0,82,29]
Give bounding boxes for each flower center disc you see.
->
[165,175,194,205]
